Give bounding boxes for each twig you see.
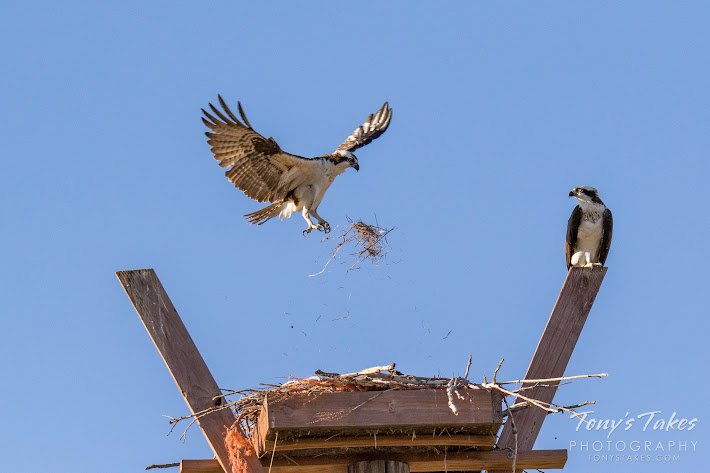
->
[348,391,391,414]
[549,400,596,415]
[341,363,396,377]
[163,360,605,443]
[501,396,518,473]
[489,384,558,414]
[310,217,394,276]
[145,464,179,470]
[497,373,608,385]
[180,417,198,442]
[363,372,449,385]
[268,432,278,473]
[493,358,504,385]
[486,383,594,424]
[513,381,572,393]
[503,400,596,417]
[308,242,339,276]
[446,378,459,415]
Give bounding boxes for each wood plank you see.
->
[117,269,264,473]
[262,450,567,473]
[496,266,606,453]
[181,459,225,473]
[182,449,566,473]
[257,389,502,444]
[349,461,409,473]
[255,433,496,456]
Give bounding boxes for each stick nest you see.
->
[167,360,606,446]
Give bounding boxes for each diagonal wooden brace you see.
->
[492,267,607,471]
[117,269,264,473]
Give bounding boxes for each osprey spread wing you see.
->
[202,96,392,234]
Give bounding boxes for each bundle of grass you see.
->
[311,217,394,275]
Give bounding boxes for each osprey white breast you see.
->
[201,96,392,235]
[566,187,613,269]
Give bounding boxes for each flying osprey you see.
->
[201,96,392,234]
[566,186,613,269]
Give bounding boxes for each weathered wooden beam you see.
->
[256,389,502,446]
[265,449,567,473]
[496,267,607,454]
[181,449,566,473]
[117,269,263,473]
[255,433,496,456]
[349,461,409,473]
[181,459,224,473]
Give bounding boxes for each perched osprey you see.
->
[566,186,613,269]
[201,96,392,234]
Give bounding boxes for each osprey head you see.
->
[334,149,359,171]
[569,186,603,204]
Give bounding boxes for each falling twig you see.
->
[145,464,179,470]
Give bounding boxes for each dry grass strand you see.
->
[310,217,394,276]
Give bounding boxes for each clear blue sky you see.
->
[1,2,707,472]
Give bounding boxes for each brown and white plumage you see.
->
[336,102,392,152]
[202,96,392,234]
[566,186,613,269]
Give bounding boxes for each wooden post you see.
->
[493,267,607,470]
[116,269,264,473]
[348,461,409,473]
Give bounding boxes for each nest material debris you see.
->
[311,217,394,276]
[164,361,606,473]
[166,360,606,445]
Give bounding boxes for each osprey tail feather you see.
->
[244,201,297,225]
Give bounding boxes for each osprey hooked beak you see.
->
[569,186,602,204]
[352,162,360,171]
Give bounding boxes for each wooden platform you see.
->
[253,388,502,456]
[180,449,567,473]
[118,267,607,473]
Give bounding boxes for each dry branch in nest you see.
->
[164,360,606,455]
[310,217,394,276]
